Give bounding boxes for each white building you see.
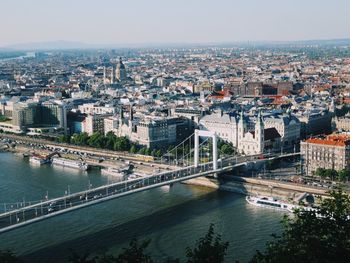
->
[104,116,120,135]
[199,111,239,147]
[78,103,116,115]
[199,110,282,155]
[82,114,112,135]
[263,113,300,149]
[238,111,265,155]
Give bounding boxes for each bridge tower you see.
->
[194,129,218,170]
[255,110,264,154]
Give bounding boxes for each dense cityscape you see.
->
[0,43,349,262]
[1,45,350,171]
[1,0,350,262]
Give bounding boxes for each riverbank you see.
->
[184,175,337,203]
[1,141,171,176]
[1,133,342,201]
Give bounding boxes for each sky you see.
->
[1,0,350,47]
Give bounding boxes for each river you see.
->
[0,52,36,61]
[0,152,283,262]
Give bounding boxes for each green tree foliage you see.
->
[138,147,146,155]
[315,167,326,178]
[219,141,235,156]
[105,131,117,150]
[130,145,137,154]
[251,189,350,263]
[324,169,338,180]
[0,114,10,122]
[69,239,153,263]
[71,132,89,146]
[220,144,234,155]
[113,137,130,151]
[66,224,229,263]
[115,239,153,263]
[68,132,161,156]
[314,168,347,181]
[338,169,350,182]
[69,251,96,263]
[185,223,229,263]
[155,149,163,158]
[57,135,71,143]
[0,250,22,263]
[145,148,152,156]
[87,132,106,148]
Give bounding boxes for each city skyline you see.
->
[1,0,350,48]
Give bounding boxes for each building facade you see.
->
[82,114,112,135]
[301,134,350,175]
[333,115,350,132]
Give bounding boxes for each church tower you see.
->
[255,110,264,154]
[329,98,336,116]
[238,110,246,152]
[110,66,115,84]
[116,57,127,82]
[103,66,106,84]
[119,107,124,123]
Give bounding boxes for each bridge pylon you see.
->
[194,129,218,170]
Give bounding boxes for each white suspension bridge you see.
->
[0,130,300,234]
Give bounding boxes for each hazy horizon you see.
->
[1,0,350,48]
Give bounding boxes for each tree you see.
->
[71,132,89,146]
[0,114,10,122]
[0,250,22,263]
[155,149,163,158]
[115,239,153,263]
[315,167,325,178]
[130,144,137,154]
[67,224,230,263]
[68,239,153,263]
[145,148,152,156]
[58,135,71,143]
[219,142,235,156]
[251,189,350,263]
[151,149,157,157]
[138,147,146,155]
[185,224,229,263]
[105,132,117,150]
[338,169,349,182]
[87,132,105,148]
[114,137,131,151]
[69,251,97,263]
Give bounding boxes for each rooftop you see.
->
[305,134,350,147]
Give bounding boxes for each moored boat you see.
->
[52,157,89,171]
[246,195,298,212]
[29,155,50,165]
[101,167,125,177]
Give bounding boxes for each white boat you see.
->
[29,155,50,165]
[127,173,147,180]
[101,167,125,177]
[246,195,298,212]
[52,157,89,171]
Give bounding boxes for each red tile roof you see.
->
[305,135,350,147]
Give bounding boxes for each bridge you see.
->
[0,130,300,234]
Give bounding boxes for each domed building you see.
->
[115,57,127,82]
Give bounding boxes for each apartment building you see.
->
[301,134,350,175]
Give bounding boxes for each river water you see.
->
[0,152,283,262]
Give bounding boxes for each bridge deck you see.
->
[0,152,300,234]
